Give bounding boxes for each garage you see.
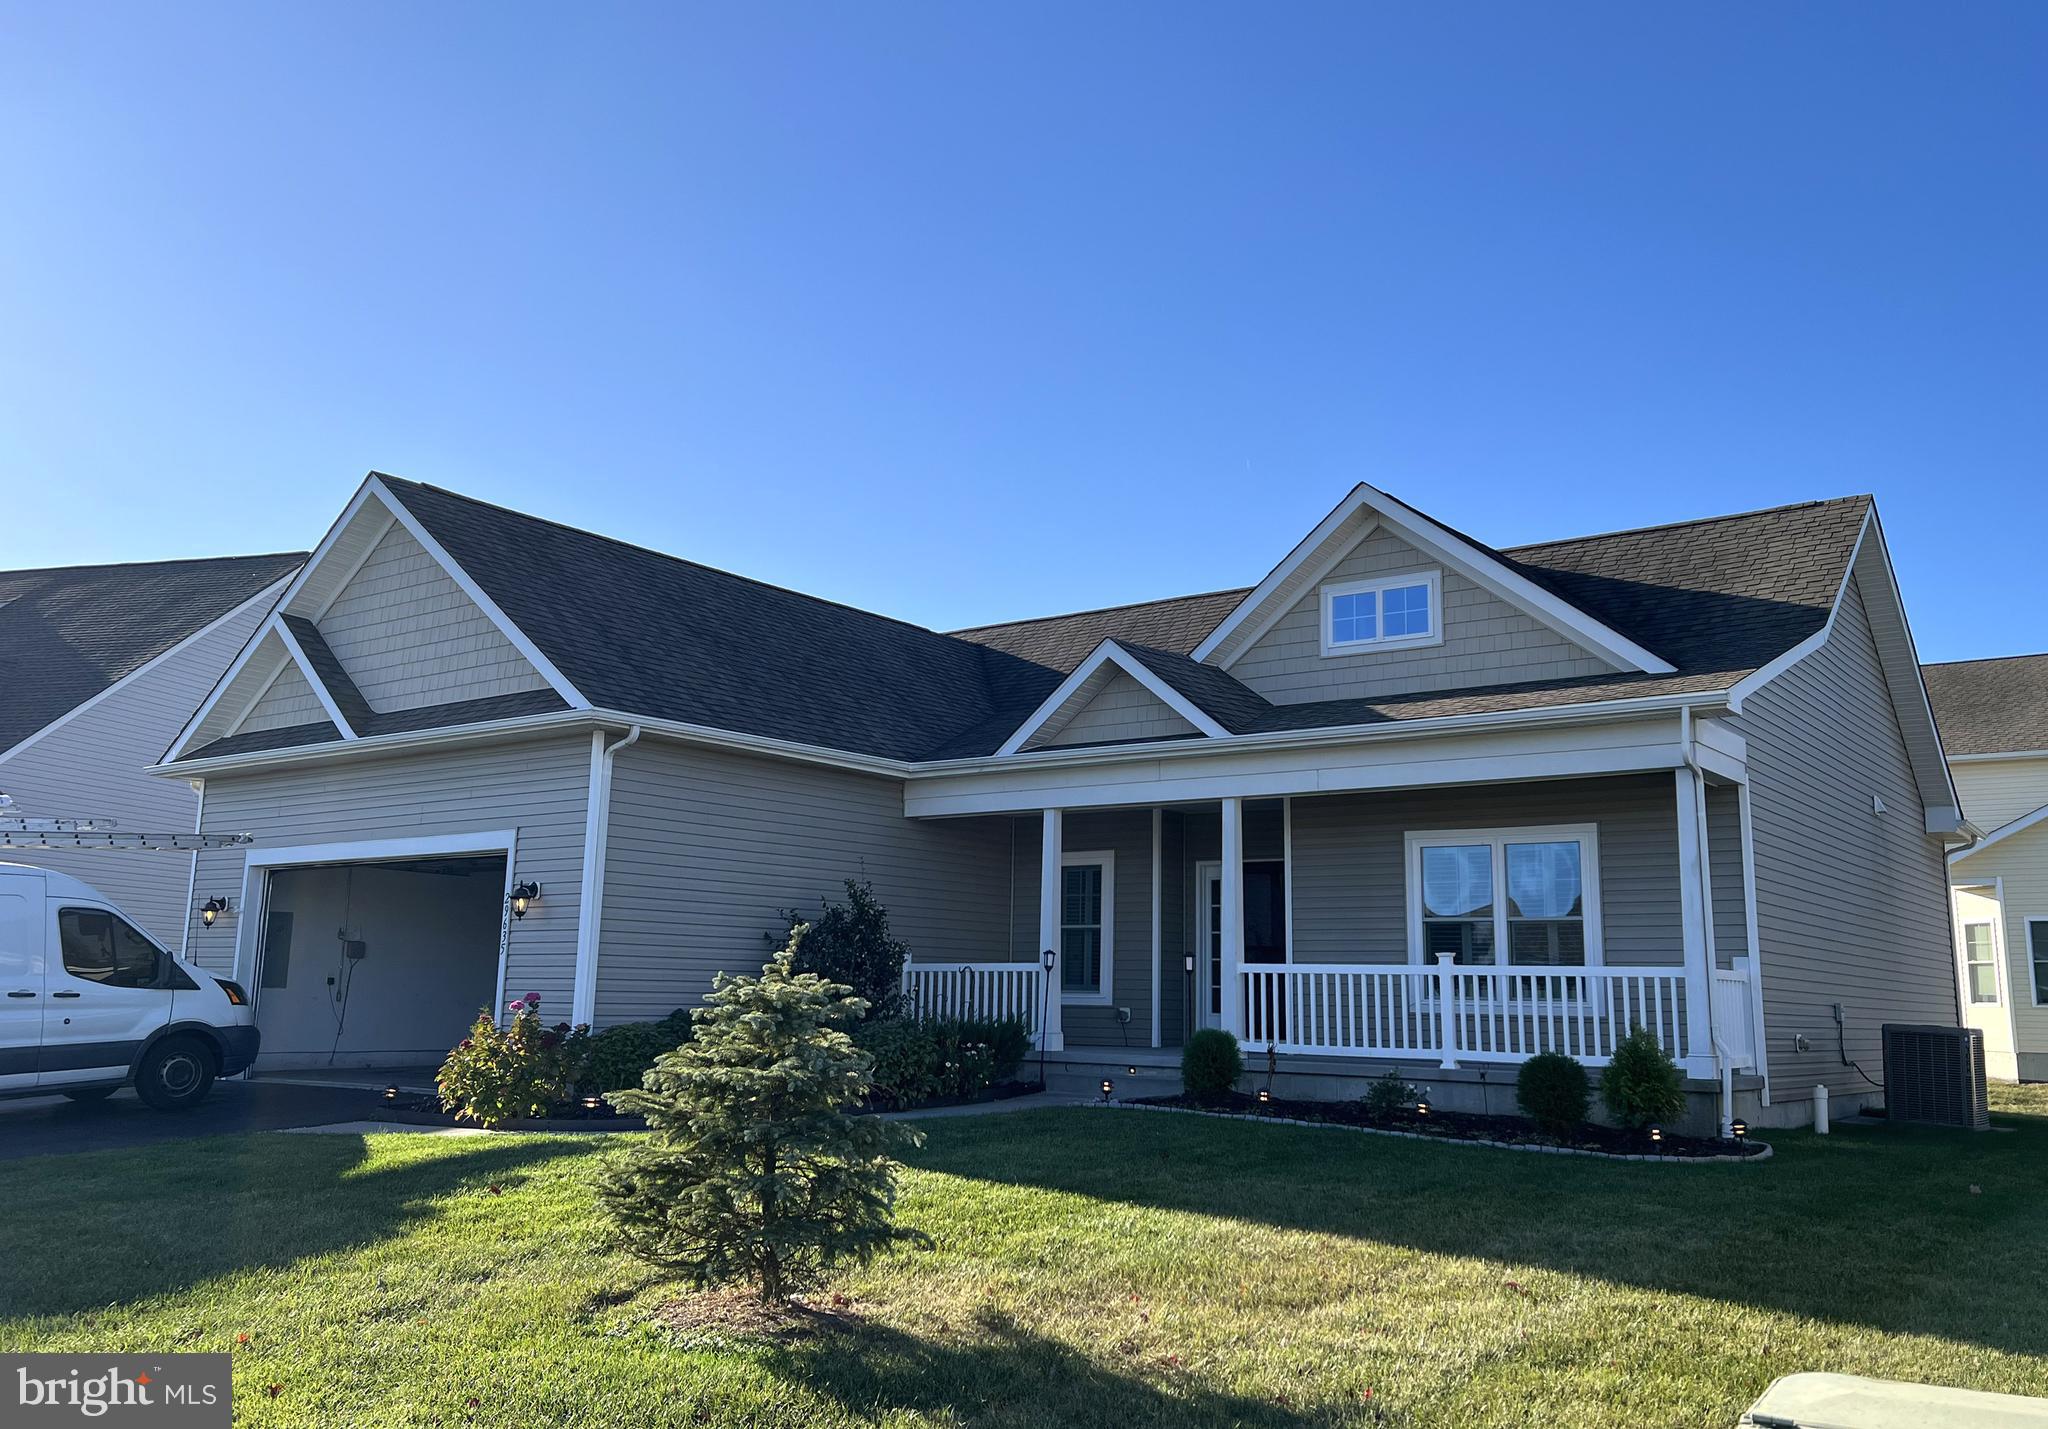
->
[248,853,509,1070]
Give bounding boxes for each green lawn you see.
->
[4,1092,2047,1428]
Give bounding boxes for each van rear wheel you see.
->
[135,1038,216,1111]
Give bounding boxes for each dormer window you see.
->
[1320,569,1443,656]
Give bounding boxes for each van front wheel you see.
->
[135,1038,216,1111]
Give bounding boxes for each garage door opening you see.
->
[251,854,507,1071]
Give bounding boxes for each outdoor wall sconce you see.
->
[509,882,540,919]
[200,897,230,928]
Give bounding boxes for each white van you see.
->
[0,862,258,1109]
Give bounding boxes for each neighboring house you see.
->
[0,553,304,946]
[1925,653,2048,1082]
[156,474,1965,1129]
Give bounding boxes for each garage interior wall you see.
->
[254,859,505,1068]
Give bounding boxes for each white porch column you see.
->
[1220,796,1245,1042]
[1037,808,1065,1052]
[1673,768,1715,1078]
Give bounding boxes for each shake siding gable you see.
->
[1229,526,1618,705]
[1739,575,1956,1102]
[316,520,551,713]
[595,742,1012,1026]
[182,736,593,1009]
[240,660,326,734]
[0,598,270,947]
[1036,670,1199,749]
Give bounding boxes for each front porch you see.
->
[901,727,1768,1124]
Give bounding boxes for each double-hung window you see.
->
[1406,825,1601,967]
[1320,570,1443,656]
[1059,852,1114,1002]
[2030,920,2048,1006]
[1962,921,2001,1005]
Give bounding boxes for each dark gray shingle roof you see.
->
[0,552,305,756]
[229,481,1874,764]
[1922,654,2048,757]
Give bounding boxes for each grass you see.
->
[3,1090,2047,1428]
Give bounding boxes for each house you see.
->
[0,553,304,947]
[155,475,1966,1130]
[1925,653,2048,1082]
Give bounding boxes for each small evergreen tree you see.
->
[775,879,909,1019]
[1600,1026,1686,1130]
[598,932,922,1302]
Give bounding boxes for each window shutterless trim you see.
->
[1961,919,2002,1006]
[1402,823,1605,967]
[1319,569,1444,658]
[2028,917,2048,1008]
[1059,849,1115,1005]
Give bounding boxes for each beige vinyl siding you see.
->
[1951,756,2048,834]
[1034,670,1199,749]
[1229,526,1617,706]
[0,594,273,948]
[596,742,1012,1026]
[1739,575,1957,1104]
[1953,822,2048,1068]
[184,736,593,1010]
[1287,775,1684,966]
[316,520,551,713]
[240,660,326,734]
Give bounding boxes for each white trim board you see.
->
[997,640,1229,757]
[0,573,295,768]
[271,616,359,740]
[1191,483,1676,675]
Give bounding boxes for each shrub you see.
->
[1516,1052,1591,1137]
[1181,1028,1243,1102]
[578,1009,695,1094]
[598,936,921,1302]
[854,1015,1032,1110]
[1601,1026,1686,1130]
[775,880,909,1020]
[1360,1070,1419,1121]
[437,993,585,1128]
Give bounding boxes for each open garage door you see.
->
[251,854,507,1070]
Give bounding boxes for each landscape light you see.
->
[1100,1078,1114,1102]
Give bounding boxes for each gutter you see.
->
[152,688,1735,786]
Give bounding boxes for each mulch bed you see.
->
[1129,1090,1768,1161]
[369,1091,646,1133]
[649,1287,863,1347]
[861,1078,1045,1115]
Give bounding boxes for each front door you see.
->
[1195,859,1288,1031]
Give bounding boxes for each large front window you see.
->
[1059,853,1114,1001]
[1408,826,1600,966]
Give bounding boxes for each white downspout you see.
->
[569,725,642,1027]
[1682,708,1734,1137]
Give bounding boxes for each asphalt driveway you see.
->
[0,1080,387,1160]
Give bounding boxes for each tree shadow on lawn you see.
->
[0,1132,591,1320]
[906,1108,2048,1359]
[767,1305,1322,1429]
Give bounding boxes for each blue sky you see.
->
[2,4,2042,660]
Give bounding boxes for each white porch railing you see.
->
[900,962,1046,1039]
[1243,958,1702,1068]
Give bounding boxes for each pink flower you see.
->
[523,992,541,1006]
[507,999,527,1014]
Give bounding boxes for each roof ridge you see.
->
[374,474,970,643]
[0,551,306,580]
[1503,495,1871,556]
[1923,651,2048,669]
[947,586,1253,637]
